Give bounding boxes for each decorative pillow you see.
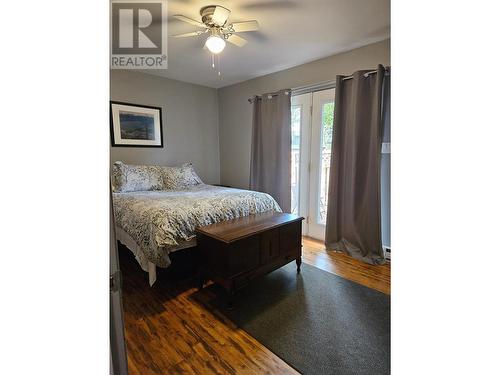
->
[161,163,204,189]
[112,161,164,192]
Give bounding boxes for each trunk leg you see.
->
[296,256,302,273]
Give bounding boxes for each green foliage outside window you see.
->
[291,102,334,150]
[322,102,334,149]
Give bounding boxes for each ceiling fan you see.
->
[172,5,260,55]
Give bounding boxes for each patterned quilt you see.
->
[112,184,281,268]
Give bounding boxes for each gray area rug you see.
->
[208,262,390,375]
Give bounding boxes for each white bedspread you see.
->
[112,184,281,270]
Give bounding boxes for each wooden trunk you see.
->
[196,212,304,307]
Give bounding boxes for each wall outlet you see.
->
[383,246,391,260]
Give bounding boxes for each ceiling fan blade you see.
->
[230,20,259,32]
[212,6,231,26]
[227,34,247,47]
[172,31,203,38]
[173,15,206,28]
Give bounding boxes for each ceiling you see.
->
[139,0,390,88]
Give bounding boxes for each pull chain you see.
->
[209,53,221,76]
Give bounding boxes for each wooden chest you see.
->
[195,211,304,307]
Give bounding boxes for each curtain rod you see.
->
[342,67,390,81]
[247,67,390,102]
[248,90,290,103]
[291,66,390,94]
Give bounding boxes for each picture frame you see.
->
[110,101,163,147]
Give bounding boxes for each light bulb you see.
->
[205,35,226,54]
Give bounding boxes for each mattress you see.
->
[112,184,281,269]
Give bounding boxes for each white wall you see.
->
[217,39,390,188]
[110,70,220,184]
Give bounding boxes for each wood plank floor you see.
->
[120,237,390,374]
[301,237,390,294]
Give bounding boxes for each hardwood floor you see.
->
[120,237,390,374]
[302,237,390,294]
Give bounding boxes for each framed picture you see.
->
[110,101,163,147]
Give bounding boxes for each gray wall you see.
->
[217,39,391,188]
[110,70,220,184]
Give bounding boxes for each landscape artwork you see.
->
[110,101,163,147]
[119,111,155,140]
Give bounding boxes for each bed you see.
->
[112,183,281,285]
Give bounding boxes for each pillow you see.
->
[161,163,204,189]
[112,161,164,192]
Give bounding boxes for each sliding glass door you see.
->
[308,88,335,239]
[291,88,335,241]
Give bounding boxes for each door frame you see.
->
[308,88,335,241]
[291,92,312,235]
[110,190,129,375]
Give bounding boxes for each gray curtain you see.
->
[250,89,291,212]
[325,65,387,264]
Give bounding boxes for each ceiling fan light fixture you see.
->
[205,35,226,54]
